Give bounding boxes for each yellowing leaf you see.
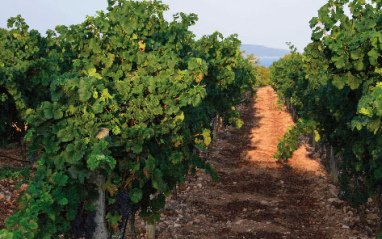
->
[100,89,113,102]
[174,112,184,122]
[102,177,118,196]
[359,107,372,117]
[314,130,320,142]
[202,129,211,146]
[87,68,102,79]
[139,40,146,52]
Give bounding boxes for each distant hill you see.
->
[240,44,290,57]
[240,44,290,67]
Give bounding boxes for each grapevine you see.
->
[271,0,382,236]
[0,0,256,238]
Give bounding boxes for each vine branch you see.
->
[0,154,31,163]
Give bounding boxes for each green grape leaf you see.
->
[53,108,63,120]
[42,101,54,119]
[57,197,69,206]
[68,166,90,184]
[87,153,116,172]
[152,168,166,191]
[144,155,155,172]
[353,58,364,71]
[170,152,183,164]
[51,91,62,102]
[346,72,362,90]
[57,127,75,142]
[368,49,379,66]
[311,31,324,40]
[367,118,381,134]
[0,230,14,238]
[112,125,121,135]
[78,79,92,102]
[51,173,69,187]
[132,144,143,154]
[106,212,121,229]
[86,154,103,171]
[350,50,362,60]
[374,168,382,180]
[91,100,104,114]
[149,193,166,211]
[130,188,143,203]
[332,75,345,89]
[334,57,345,69]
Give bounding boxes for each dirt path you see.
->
[132,86,371,238]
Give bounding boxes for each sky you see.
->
[0,0,328,51]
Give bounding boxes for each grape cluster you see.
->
[70,208,97,239]
[108,188,133,234]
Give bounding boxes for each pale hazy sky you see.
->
[0,0,328,51]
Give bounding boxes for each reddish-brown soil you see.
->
[0,144,28,229]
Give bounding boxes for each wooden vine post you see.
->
[329,146,339,184]
[92,128,110,239]
[146,222,155,239]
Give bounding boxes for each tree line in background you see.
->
[0,0,257,238]
[271,0,382,236]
